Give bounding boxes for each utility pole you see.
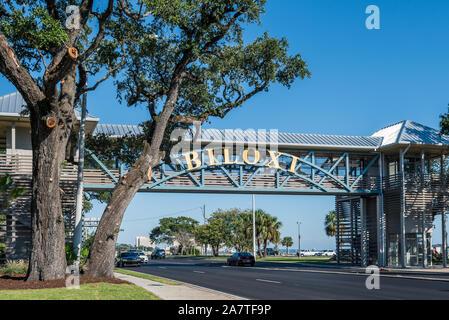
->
[203,204,207,256]
[73,88,87,267]
[203,204,206,224]
[252,194,256,261]
[297,221,301,258]
[443,211,447,268]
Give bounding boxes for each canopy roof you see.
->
[372,120,449,148]
[1,92,447,153]
[0,92,99,122]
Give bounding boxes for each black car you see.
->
[151,249,166,260]
[227,252,255,267]
[116,252,142,267]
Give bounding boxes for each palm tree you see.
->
[242,210,282,257]
[272,229,281,253]
[281,236,293,255]
[261,214,282,257]
[324,210,337,237]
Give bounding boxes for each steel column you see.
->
[73,91,87,264]
[442,154,447,268]
[252,194,256,261]
[443,211,447,268]
[421,150,427,268]
[399,147,408,268]
[377,152,386,267]
[336,202,340,264]
[360,197,367,267]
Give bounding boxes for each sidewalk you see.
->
[114,272,245,300]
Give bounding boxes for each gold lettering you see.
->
[243,148,260,165]
[183,151,202,171]
[223,148,238,165]
[205,149,217,166]
[265,150,284,170]
[288,155,300,173]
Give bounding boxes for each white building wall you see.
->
[6,125,32,155]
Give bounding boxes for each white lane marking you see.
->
[256,278,281,284]
[158,267,167,269]
[194,271,205,274]
[222,265,449,282]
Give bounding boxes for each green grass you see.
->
[114,268,181,285]
[0,282,161,300]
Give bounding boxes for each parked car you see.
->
[300,249,320,257]
[227,252,255,267]
[265,248,280,256]
[151,249,166,260]
[137,251,149,263]
[116,252,142,267]
[319,250,336,257]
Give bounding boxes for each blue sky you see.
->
[0,0,448,248]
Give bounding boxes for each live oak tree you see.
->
[149,216,199,255]
[0,0,131,280]
[324,210,337,237]
[82,0,310,277]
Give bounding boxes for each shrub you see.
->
[0,259,28,275]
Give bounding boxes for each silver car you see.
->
[137,251,149,263]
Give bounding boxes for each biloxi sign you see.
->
[169,127,280,168]
[181,148,295,173]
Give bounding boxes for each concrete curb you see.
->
[114,272,246,300]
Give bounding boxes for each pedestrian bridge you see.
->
[40,123,387,196]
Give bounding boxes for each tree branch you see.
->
[78,0,114,62]
[172,82,269,124]
[76,41,126,100]
[118,0,151,20]
[0,31,44,108]
[45,0,59,20]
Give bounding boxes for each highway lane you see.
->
[120,258,449,300]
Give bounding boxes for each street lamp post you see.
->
[297,221,301,258]
[73,89,87,267]
[252,194,256,261]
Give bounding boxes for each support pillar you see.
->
[252,194,256,261]
[399,148,407,268]
[377,153,386,267]
[336,201,340,264]
[73,91,87,264]
[443,211,447,268]
[421,150,427,268]
[11,122,15,154]
[360,197,367,267]
[441,154,447,268]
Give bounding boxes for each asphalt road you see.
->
[121,258,449,300]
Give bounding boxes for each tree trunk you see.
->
[84,54,192,277]
[83,165,148,277]
[286,246,289,255]
[257,239,263,257]
[263,239,268,257]
[26,70,76,281]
